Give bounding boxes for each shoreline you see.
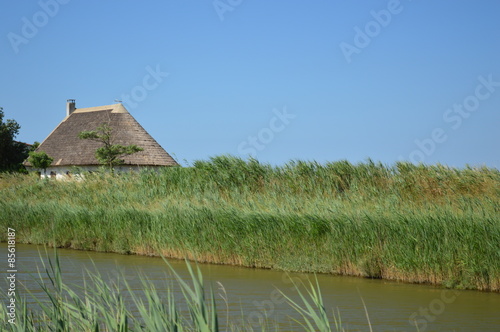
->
[3,240,498,293]
[1,157,499,292]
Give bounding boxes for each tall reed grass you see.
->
[1,155,499,291]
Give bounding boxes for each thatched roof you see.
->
[25,103,179,167]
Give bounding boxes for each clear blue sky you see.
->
[2,0,499,167]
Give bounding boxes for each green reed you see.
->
[0,155,499,290]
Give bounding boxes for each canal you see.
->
[1,244,499,331]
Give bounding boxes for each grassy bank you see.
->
[1,156,499,291]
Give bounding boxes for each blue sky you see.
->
[1,0,499,167]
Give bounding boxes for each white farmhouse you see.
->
[24,100,178,179]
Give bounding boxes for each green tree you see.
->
[30,141,40,151]
[28,151,53,176]
[78,123,144,169]
[0,107,32,172]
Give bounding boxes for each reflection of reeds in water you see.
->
[0,250,361,331]
[1,155,499,291]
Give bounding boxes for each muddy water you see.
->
[1,244,499,331]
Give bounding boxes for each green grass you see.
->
[1,155,499,291]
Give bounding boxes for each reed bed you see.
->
[1,155,499,291]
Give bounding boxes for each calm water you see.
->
[1,243,499,331]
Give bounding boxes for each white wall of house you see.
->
[28,165,164,180]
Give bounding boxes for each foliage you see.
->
[78,123,144,168]
[0,108,33,172]
[0,156,499,291]
[30,141,40,151]
[27,151,54,175]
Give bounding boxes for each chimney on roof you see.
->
[66,99,76,116]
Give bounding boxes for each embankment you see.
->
[1,156,499,291]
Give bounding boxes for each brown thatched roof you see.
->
[25,103,179,167]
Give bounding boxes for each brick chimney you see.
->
[66,99,76,116]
